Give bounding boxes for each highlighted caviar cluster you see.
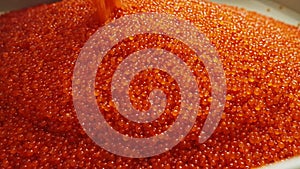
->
[73,12,226,158]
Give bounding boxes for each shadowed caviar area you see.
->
[0,0,299,168]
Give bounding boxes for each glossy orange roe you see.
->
[0,0,299,168]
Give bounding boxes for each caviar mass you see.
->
[0,0,299,168]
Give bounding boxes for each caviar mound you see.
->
[0,0,300,168]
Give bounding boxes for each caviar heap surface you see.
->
[0,0,299,168]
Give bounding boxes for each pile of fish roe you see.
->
[0,0,299,168]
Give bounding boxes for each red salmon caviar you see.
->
[0,0,299,168]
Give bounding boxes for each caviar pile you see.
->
[0,0,300,168]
